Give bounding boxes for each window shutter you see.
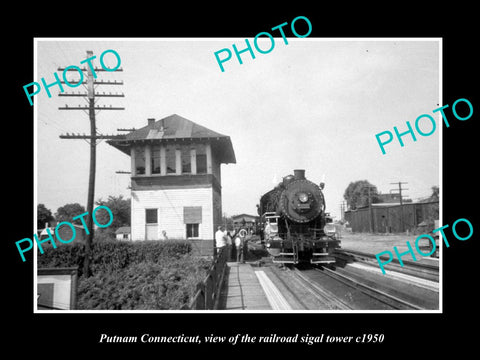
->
[183,206,202,223]
[146,209,158,224]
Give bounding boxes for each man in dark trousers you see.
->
[235,229,247,263]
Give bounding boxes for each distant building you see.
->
[231,213,259,233]
[376,192,412,204]
[344,201,439,233]
[37,224,87,245]
[108,114,236,255]
[115,226,131,241]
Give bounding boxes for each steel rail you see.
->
[317,267,424,310]
[267,266,310,310]
[290,267,352,310]
[335,248,439,282]
[255,271,292,310]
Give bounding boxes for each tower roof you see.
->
[108,114,236,164]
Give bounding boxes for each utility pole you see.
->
[58,50,124,276]
[390,182,408,232]
[366,185,376,233]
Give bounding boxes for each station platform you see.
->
[218,261,291,311]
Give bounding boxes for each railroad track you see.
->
[265,255,438,310]
[266,264,351,310]
[288,267,352,310]
[294,264,438,310]
[335,248,439,282]
[315,267,425,310]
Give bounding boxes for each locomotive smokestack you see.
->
[293,169,305,180]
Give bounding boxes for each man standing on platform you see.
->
[235,229,247,263]
[228,228,238,261]
[215,226,229,259]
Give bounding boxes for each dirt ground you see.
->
[246,229,438,264]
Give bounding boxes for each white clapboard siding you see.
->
[131,188,214,241]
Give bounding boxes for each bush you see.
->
[37,239,192,277]
[37,239,209,309]
[77,255,210,310]
[37,242,86,273]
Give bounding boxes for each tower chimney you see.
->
[147,118,155,128]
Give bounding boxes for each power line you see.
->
[365,185,377,233]
[390,182,408,232]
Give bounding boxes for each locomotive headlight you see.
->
[298,193,309,203]
[323,224,336,236]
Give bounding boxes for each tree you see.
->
[37,204,54,229]
[343,180,380,210]
[94,195,131,238]
[55,203,86,225]
[429,186,439,202]
[222,214,234,231]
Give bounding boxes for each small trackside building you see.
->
[108,114,236,255]
[231,213,259,233]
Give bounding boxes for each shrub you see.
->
[77,254,210,310]
[37,239,192,277]
[37,243,86,273]
[37,239,208,309]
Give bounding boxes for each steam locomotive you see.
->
[257,169,340,264]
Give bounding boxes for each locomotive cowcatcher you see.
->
[257,169,340,264]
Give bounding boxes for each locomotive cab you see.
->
[263,212,283,257]
[264,212,279,237]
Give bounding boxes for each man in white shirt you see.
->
[216,226,232,260]
[235,229,247,263]
[215,226,226,248]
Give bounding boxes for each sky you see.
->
[35,38,440,220]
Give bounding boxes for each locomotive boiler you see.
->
[257,169,340,264]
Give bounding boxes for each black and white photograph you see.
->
[7,7,478,355]
[33,38,441,313]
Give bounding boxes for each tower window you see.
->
[151,145,160,174]
[181,146,191,174]
[145,208,158,224]
[135,147,145,175]
[165,145,176,174]
[196,144,207,174]
[186,223,199,238]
